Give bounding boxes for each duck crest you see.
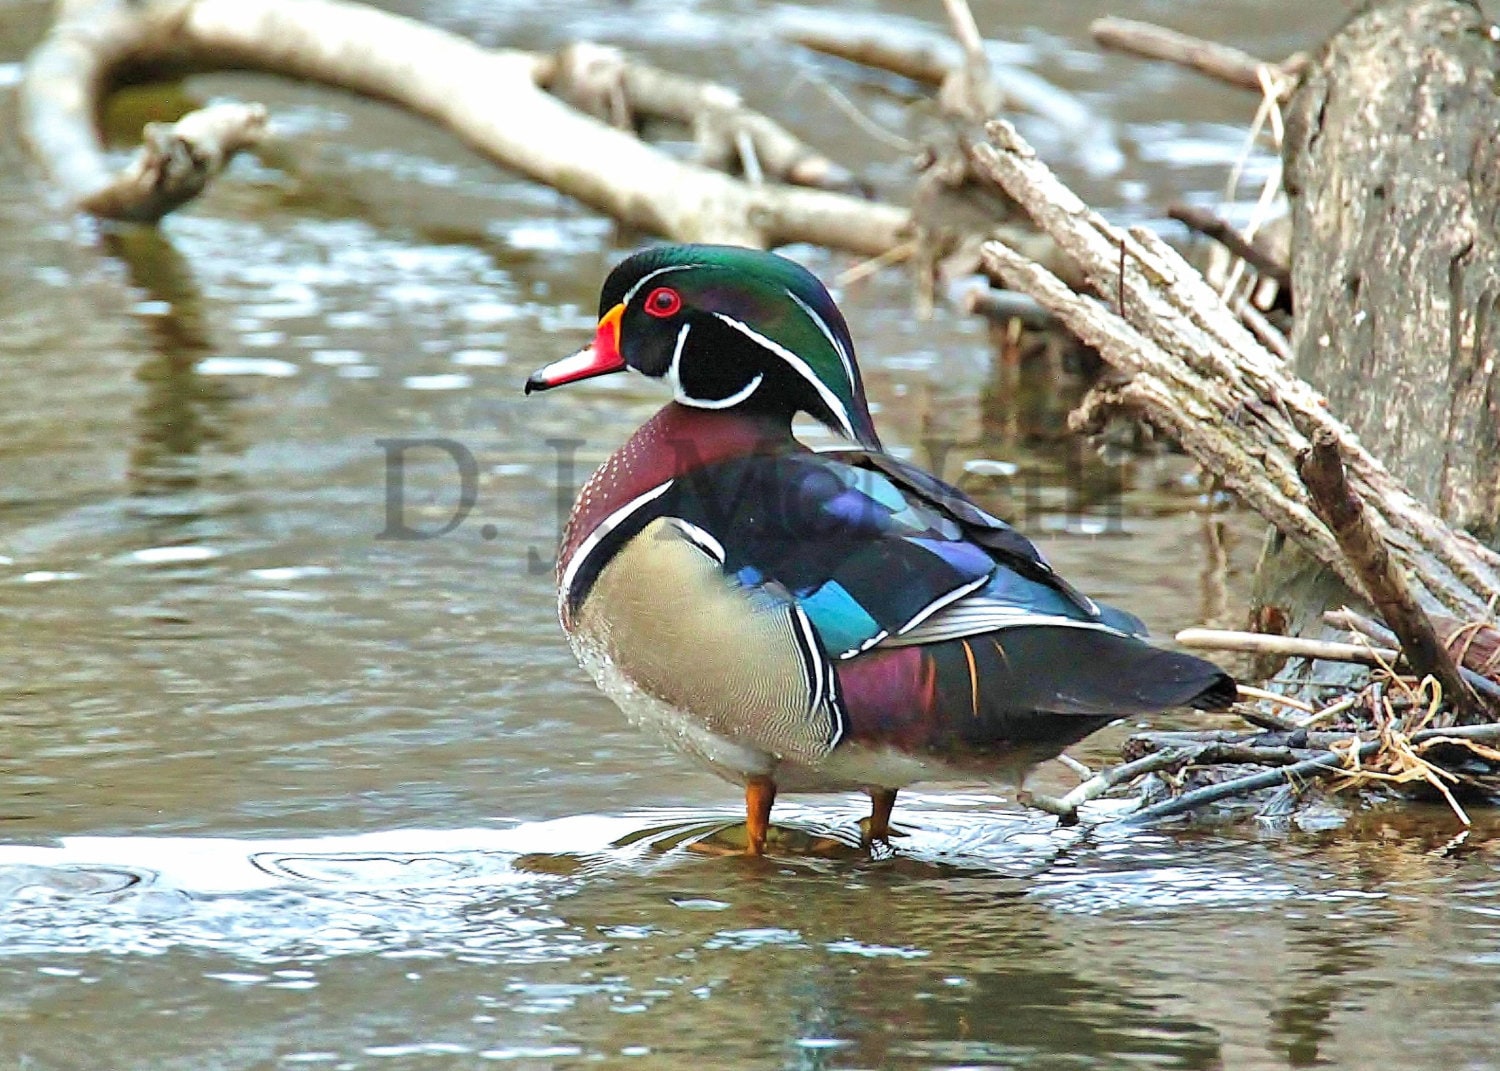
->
[557,403,794,623]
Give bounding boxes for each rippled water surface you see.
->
[7,1,1498,1068]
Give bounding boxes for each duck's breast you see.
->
[572,516,842,768]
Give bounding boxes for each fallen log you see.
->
[20,0,910,250]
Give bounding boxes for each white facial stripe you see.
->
[786,288,855,389]
[670,321,765,410]
[560,480,674,602]
[710,312,857,440]
[620,263,697,308]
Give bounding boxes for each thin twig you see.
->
[1168,203,1290,287]
[1026,746,1201,821]
[1237,683,1315,713]
[834,240,918,287]
[1090,17,1302,96]
[1177,628,1398,667]
[939,0,998,120]
[789,70,916,153]
[1231,704,1301,732]
[1056,754,1093,780]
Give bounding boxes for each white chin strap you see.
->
[668,322,766,409]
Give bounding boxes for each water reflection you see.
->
[9,809,1486,1068]
[105,226,246,510]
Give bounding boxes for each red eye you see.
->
[644,286,682,318]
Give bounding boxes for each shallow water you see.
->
[6,1,1498,1068]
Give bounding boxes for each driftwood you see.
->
[51,98,266,223]
[969,120,1500,624]
[20,0,910,251]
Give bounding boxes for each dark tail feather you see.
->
[837,624,1236,756]
[983,624,1236,717]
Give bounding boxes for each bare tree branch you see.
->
[1299,431,1488,722]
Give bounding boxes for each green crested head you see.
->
[526,243,881,449]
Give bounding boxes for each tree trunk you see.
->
[1253,0,1500,644]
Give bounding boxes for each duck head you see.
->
[525,244,881,449]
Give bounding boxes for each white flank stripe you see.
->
[712,312,857,441]
[668,518,726,563]
[560,481,674,601]
[882,608,1129,648]
[791,603,827,713]
[838,628,889,660]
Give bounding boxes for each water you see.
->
[6,0,1497,1067]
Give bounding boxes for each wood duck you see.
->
[525,244,1235,854]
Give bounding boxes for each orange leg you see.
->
[744,775,777,856]
[865,787,898,845]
